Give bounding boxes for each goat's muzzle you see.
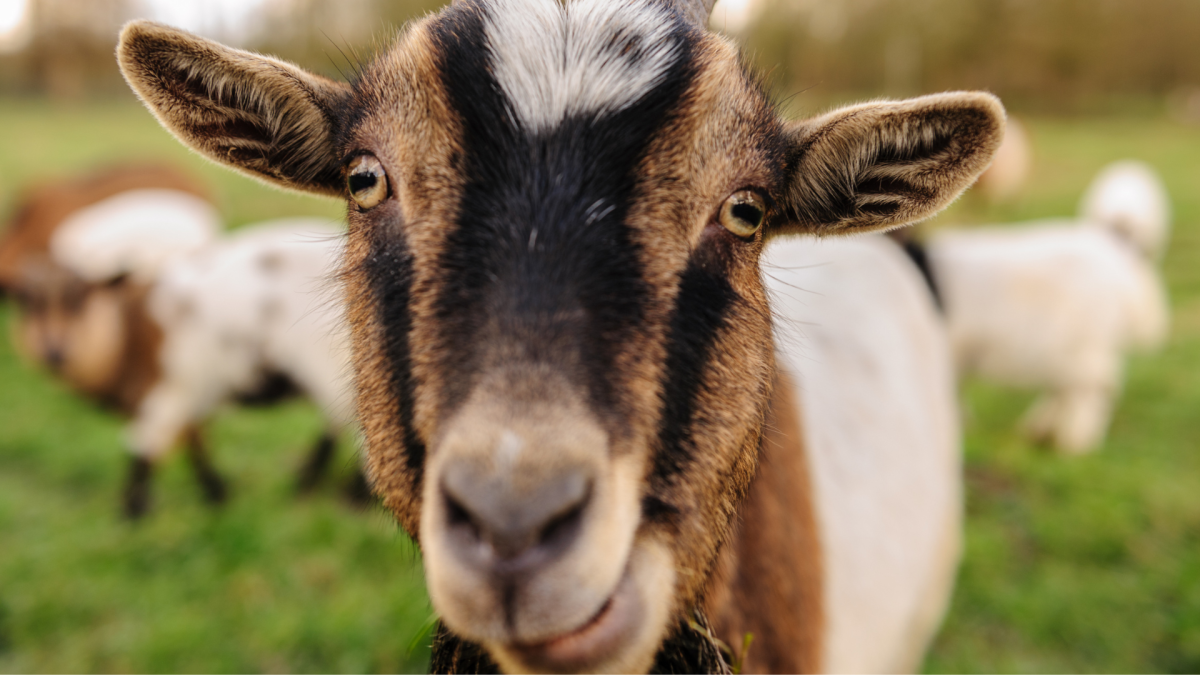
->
[418,375,675,673]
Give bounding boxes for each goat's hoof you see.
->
[294,471,322,495]
[123,457,153,521]
[123,492,150,520]
[343,470,376,508]
[202,476,230,505]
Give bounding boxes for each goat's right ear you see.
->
[117,20,352,198]
[772,92,1004,237]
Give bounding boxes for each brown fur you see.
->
[9,268,164,415]
[116,22,352,197]
[101,281,165,414]
[705,370,824,673]
[115,8,1003,671]
[775,94,1004,236]
[340,21,467,537]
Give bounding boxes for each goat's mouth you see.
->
[501,562,642,673]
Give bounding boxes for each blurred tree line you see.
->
[0,0,443,99]
[3,0,1200,115]
[0,0,139,99]
[740,0,1200,114]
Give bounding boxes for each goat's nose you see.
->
[440,461,592,568]
[44,347,64,371]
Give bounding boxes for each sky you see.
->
[0,0,762,51]
[0,0,270,50]
[136,0,270,40]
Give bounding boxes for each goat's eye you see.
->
[719,191,767,238]
[347,154,388,210]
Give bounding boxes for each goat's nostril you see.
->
[45,348,65,371]
[439,462,593,565]
[443,488,482,540]
[537,486,590,549]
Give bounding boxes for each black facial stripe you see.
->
[426,3,699,432]
[363,224,427,485]
[650,256,738,499]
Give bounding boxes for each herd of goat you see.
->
[1,138,1169,517]
[0,2,1176,673]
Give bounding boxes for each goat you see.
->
[926,160,1170,453]
[2,170,361,515]
[1,169,218,407]
[49,212,357,516]
[116,1,1003,671]
[0,163,211,295]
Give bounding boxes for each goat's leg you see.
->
[184,426,229,505]
[295,431,337,493]
[1019,393,1061,445]
[123,456,154,520]
[1052,387,1114,455]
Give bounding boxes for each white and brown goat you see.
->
[1,170,361,517]
[117,0,1004,671]
[927,160,1171,453]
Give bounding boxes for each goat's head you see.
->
[8,257,128,394]
[118,1,1002,671]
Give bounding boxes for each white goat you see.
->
[974,117,1032,204]
[132,220,354,458]
[53,214,355,515]
[927,160,1170,453]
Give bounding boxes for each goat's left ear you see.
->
[117,20,352,197]
[772,92,1005,237]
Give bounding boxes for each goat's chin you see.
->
[487,540,677,675]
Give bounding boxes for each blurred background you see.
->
[1,0,1199,672]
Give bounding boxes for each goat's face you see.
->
[9,258,126,394]
[118,2,1002,670]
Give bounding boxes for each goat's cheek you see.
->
[621,539,678,673]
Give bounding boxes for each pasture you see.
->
[0,98,1198,673]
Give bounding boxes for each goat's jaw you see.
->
[490,540,676,674]
[421,449,676,674]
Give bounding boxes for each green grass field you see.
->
[0,98,1198,673]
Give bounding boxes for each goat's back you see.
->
[929,222,1168,389]
[148,219,353,427]
[764,234,961,673]
[0,164,209,290]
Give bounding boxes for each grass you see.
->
[922,116,1200,673]
[0,97,1199,673]
[0,99,431,673]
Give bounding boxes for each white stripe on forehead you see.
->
[483,0,684,132]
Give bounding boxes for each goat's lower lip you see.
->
[506,567,640,672]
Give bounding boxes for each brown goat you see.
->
[117,1,1003,671]
[0,163,210,293]
[1,167,358,517]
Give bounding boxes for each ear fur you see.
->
[773,92,1005,236]
[116,20,352,197]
